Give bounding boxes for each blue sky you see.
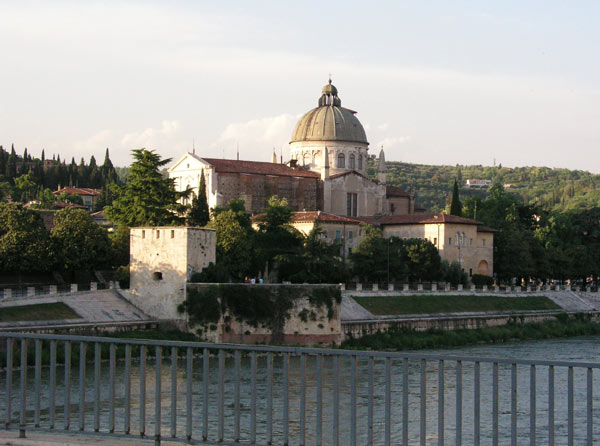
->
[1,1,599,171]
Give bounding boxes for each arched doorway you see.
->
[477,260,489,275]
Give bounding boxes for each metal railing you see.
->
[1,332,599,445]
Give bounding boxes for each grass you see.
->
[353,294,561,315]
[342,315,600,351]
[0,302,81,322]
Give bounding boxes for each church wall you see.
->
[215,172,320,213]
[327,174,385,216]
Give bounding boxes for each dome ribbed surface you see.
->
[290,82,368,144]
[290,105,368,144]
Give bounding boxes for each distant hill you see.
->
[368,159,600,213]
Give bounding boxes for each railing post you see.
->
[70,283,78,293]
[356,283,362,291]
[19,339,27,438]
[4,288,12,299]
[372,283,378,291]
[49,285,57,295]
[388,283,394,291]
[457,284,463,291]
[339,283,346,291]
[431,283,437,291]
[403,283,409,292]
[90,282,97,291]
[27,287,35,297]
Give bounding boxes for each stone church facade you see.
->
[168,80,494,276]
[169,80,414,217]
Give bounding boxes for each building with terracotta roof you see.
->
[169,80,415,216]
[366,213,496,277]
[53,187,101,211]
[168,79,494,276]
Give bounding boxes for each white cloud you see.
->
[121,120,182,150]
[210,114,299,162]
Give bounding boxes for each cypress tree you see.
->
[450,179,462,216]
[188,172,210,226]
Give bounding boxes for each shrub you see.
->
[471,274,494,287]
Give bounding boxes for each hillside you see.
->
[368,159,600,213]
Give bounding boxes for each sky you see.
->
[1,1,599,171]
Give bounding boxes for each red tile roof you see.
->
[53,187,101,196]
[328,170,376,182]
[290,211,364,224]
[53,202,89,210]
[252,211,363,225]
[371,213,485,226]
[477,225,498,233]
[386,185,411,198]
[201,158,320,178]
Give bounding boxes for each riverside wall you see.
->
[342,311,600,340]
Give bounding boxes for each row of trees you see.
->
[0,145,120,209]
[460,184,600,283]
[0,204,128,273]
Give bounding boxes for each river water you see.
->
[3,336,600,445]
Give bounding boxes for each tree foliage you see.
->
[449,179,462,216]
[187,172,210,226]
[0,203,51,272]
[50,208,112,271]
[106,149,189,226]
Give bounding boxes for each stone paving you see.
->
[0,289,153,331]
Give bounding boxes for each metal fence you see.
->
[1,332,599,445]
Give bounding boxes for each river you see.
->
[3,336,600,445]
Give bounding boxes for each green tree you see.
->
[50,208,111,271]
[285,224,348,283]
[254,196,303,280]
[106,149,190,226]
[14,171,37,202]
[109,225,130,267]
[449,179,462,216]
[0,203,52,272]
[350,224,406,283]
[403,238,442,281]
[207,200,255,280]
[188,172,210,226]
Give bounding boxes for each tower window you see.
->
[358,155,363,170]
[349,154,355,169]
[171,230,175,239]
[337,153,345,168]
[156,230,160,239]
[152,272,163,281]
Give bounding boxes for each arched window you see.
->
[302,153,309,166]
[349,154,356,169]
[358,155,363,170]
[337,153,345,168]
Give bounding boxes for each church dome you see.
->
[290,80,368,144]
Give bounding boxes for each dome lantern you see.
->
[290,80,368,144]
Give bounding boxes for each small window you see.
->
[156,230,160,239]
[470,238,473,246]
[349,231,353,239]
[142,230,145,239]
[358,155,363,170]
[171,230,175,239]
[434,237,437,245]
[152,272,163,281]
[349,154,355,169]
[482,239,486,247]
[448,237,452,246]
[187,163,189,168]
[337,153,345,168]
[336,230,341,240]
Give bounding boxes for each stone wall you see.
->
[342,311,600,340]
[216,172,321,213]
[128,227,216,325]
[183,283,342,345]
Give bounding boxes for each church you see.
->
[168,80,494,277]
[168,80,415,217]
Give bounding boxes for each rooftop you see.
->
[198,156,320,179]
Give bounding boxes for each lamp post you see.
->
[387,238,392,287]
